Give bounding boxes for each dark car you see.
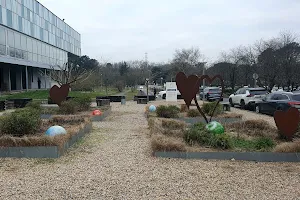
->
[254,91,300,115]
[200,87,223,101]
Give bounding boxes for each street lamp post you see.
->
[146,78,149,103]
[161,77,163,86]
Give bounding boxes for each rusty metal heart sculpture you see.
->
[199,75,225,122]
[176,72,224,124]
[49,84,70,106]
[274,107,300,140]
[176,72,201,108]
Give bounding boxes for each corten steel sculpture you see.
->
[49,84,70,106]
[274,107,300,140]
[176,72,225,124]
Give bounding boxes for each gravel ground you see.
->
[0,101,300,199]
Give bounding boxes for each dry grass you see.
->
[50,115,86,125]
[161,119,186,130]
[274,139,300,152]
[151,135,186,152]
[180,104,188,112]
[218,113,243,118]
[225,120,278,139]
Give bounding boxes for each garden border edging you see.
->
[0,123,92,158]
[154,151,300,162]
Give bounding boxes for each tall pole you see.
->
[146,79,149,102]
[202,63,206,105]
[25,66,28,91]
[44,68,47,89]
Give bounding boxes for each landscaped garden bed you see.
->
[146,103,300,162]
[0,97,111,158]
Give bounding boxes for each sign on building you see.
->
[166,82,178,102]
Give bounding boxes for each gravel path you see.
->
[0,101,300,199]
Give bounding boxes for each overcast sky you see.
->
[40,0,300,63]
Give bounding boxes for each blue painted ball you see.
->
[45,126,67,137]
[149,105,156,112]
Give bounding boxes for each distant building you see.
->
[0,0,81,91]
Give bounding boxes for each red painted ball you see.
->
[92,110,102,116]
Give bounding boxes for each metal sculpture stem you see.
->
[194,97,208,124]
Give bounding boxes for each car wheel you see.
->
[162,94,166,99]
[229,98,234,107]
[255,105,260,113]
[240,100,246,109]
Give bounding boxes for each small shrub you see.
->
[161,119,186,130]
[253,137,275,150]
[73,96,91,111]
[211,134,233,149]
[187,109,200,117]
[185,122,232,149]
[151,135,186,152]
[0,108,41,137]
[59,100,78,114]
[232,137,275,151]
[202,102,223,116]
[184,122,212,145]
[156,105,180,118]
[25,101,42,111]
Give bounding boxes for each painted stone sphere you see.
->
[149,105,156,112]
[92,110,102,116]
[45,126,67,137]
[205,121,224,134]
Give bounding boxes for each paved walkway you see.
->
[0,101,299,199]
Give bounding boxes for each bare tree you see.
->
[171,47,206,75]
[47,62,94,86]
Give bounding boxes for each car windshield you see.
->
[292,94,300,101]
[209,88,220,92]
[250,90,267,95]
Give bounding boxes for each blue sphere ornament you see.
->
[149,105,156,112]
[45,126,67,136]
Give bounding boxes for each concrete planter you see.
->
[154,151,300,162]
[177,117,242,125]
[0,123,92,158]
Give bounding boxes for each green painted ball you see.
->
[205,121,225,134]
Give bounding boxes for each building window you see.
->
[6,9,12,27]
[0,6,2,24]
[18,16,22,32]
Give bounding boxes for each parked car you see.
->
[158,90,181,99]
[200,87,223,101]
[254,91,300,115]
[229,87,268,109]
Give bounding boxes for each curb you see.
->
[154,151,300,162]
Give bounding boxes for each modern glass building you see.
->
[0,0,81,91]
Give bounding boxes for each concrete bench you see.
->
[96,99,110,106]
[134,95,156,101]
[137,98,148,104]
[222,103,231,111]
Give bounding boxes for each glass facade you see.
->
[0,0,81,61]
[0,24,68,67]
